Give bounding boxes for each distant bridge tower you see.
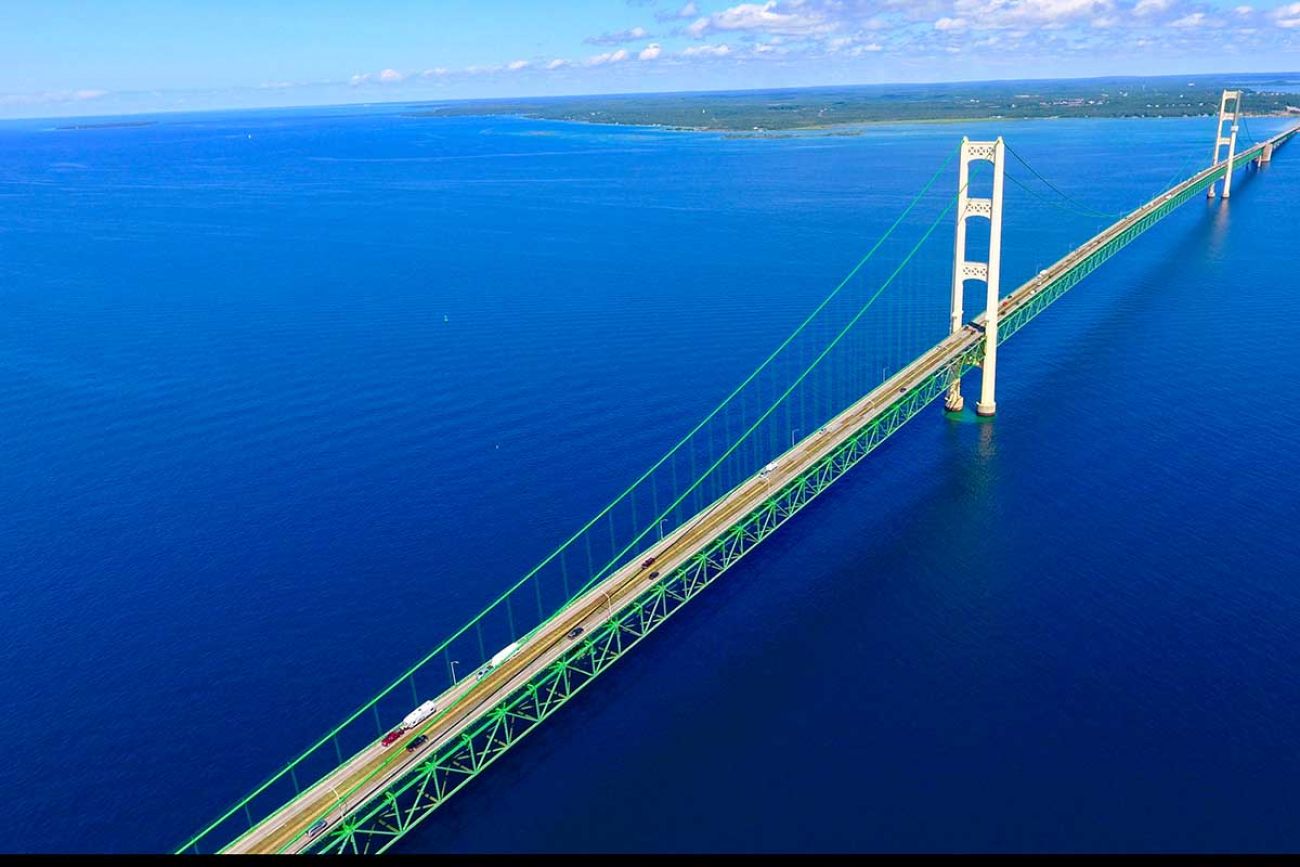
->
[946,136,1006,417]
[1207,89,1242,199]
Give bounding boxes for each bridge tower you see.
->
[946,137,1006,417]
[1207,90,1242,199]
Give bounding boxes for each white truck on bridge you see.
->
[476,641,522,681]
[400,700,437,730]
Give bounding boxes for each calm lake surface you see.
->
[1,107,1298,853]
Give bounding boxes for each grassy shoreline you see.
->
[403,74,1300,135]
[403,108,1299,138]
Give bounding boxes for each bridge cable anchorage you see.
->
[568,179,970,604]
[172,143,961,857]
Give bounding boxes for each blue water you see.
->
[1,107,1298,853]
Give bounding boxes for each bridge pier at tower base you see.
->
[944,392,965,413]
[976,400,997,418]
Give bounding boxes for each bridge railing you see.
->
[181,124,1300,854]
[177,146,968,854]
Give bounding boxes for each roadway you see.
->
[227,321,981,854]
[223,124,1297,854]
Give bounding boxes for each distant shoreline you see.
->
[54,120,158,131]
[400,74,1299,135]
[403,109,1299,138]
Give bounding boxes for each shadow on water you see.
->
[995,161,1267,417]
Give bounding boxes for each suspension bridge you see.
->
[179,94,1297,855]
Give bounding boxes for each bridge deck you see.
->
[219,125,1296,855]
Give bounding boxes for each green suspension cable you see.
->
[566,182,966,606]
[177,146,962,856]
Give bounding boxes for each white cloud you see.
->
[687,1,835,39]
[0,88,109,107]
[826,34,884,54]
[585,26,651,45]
[657,2,699,21]
[681,43,733,57]
[330,0,1298,95]
[951,0,1115,29]
[1134,0,1172,16]
[353,68,405,85]
[420,68,450,78]
[1275,2,1300,27]
[586,49,630,66]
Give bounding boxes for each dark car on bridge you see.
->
[641,557,656,570]
[406,734,429,752]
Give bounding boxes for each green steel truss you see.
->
[298,136,1295,855]
[185,128,1295,856]
[301,354,971,854]
[996,145,1268,346]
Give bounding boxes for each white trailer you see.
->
[476,641,522,680]
[489,641,520,669]
[400,699,437,730]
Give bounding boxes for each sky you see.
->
[2,0,1298,119]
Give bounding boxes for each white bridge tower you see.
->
[945,137,1006,417]
[1207,90,1242,199]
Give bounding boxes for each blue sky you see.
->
[3,0,1298,118]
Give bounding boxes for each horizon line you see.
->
[3,67,1298,126]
